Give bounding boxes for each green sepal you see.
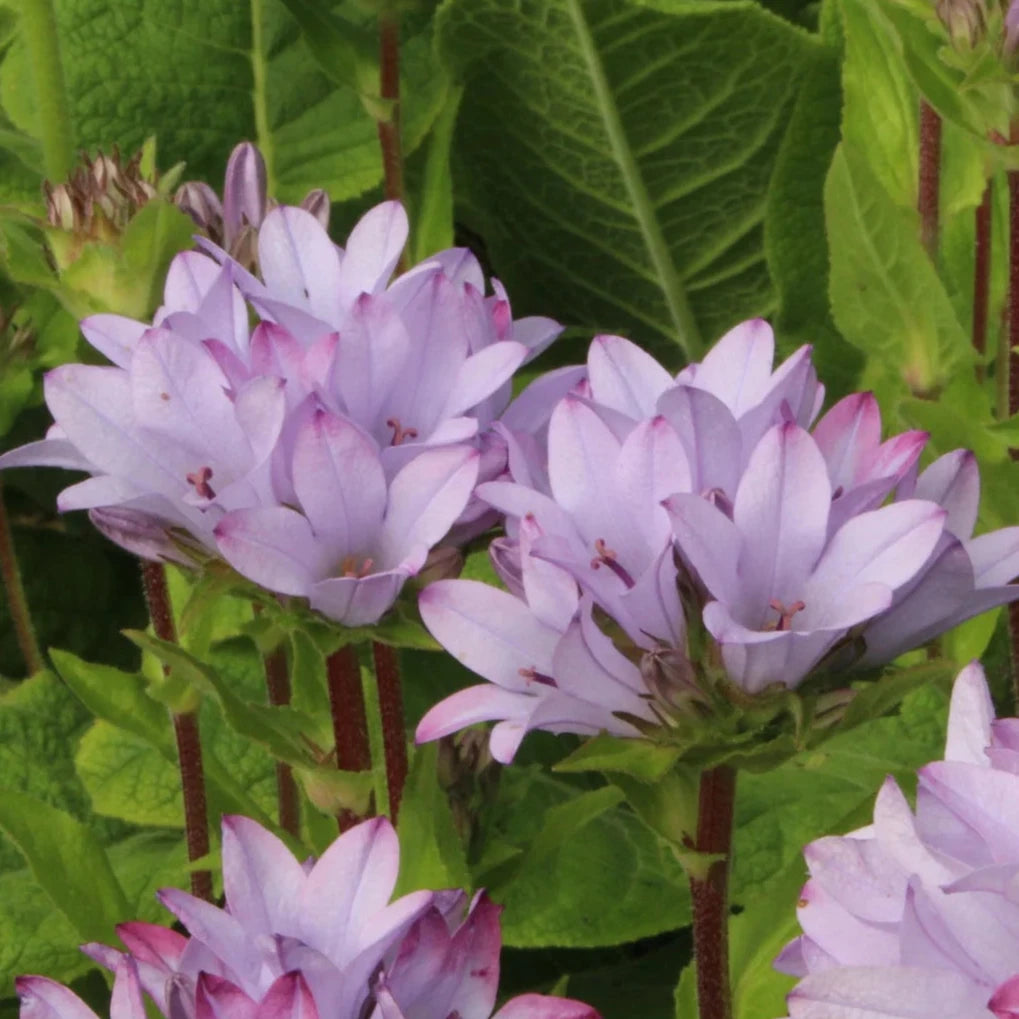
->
[555,732,681,783]
[295,764,374,817]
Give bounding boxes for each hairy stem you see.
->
[371,642,408,823]
[974,182,993,381]
[140,562,212,901]
[0,480,43,675]
[20,0,74,180]
[690,765,736,1019]
[326,644,371,831]
[918,102,942,261]
[264,645,299,836]
[1008,169,1019,710]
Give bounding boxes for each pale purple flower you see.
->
[214,410,479,626]
[665,421,946,692]
[857,449,1019,665]
[29,815,597,1019]
[777,663,1019,1018]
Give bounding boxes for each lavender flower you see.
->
[777,662,1019,1018]
[0,187,558,624]
[18,816,597,1019]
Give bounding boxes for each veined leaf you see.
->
[438,0,819,362]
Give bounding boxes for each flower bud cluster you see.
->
[415,323,1019,761]
[776,663,1019,1019]
[17,815,598,1019]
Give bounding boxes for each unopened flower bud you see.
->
[88,507,192,566]
[300,188,331,229]
[174,181,224,234]
[223,142,267,248]
[414,545,464,586]
[44,182,77,231]
[936,0,987,46]
[640,646,705,716]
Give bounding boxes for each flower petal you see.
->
[79,315,149,368]
[196,973,259,1019]
[254,972,319,1019]
[493,994,602,1019]
[586,334,672,418]
[416,684,537,747]
[309,570,408,627]
[337,200,408,307]
[214,506,323,595]
[419,580,560,689]
[915,450,980,540]
[945,662,995,766]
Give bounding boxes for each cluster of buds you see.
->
[44,147,163,246]
[933,0,1019,54]
[174,142,329,271]
[17,815,598,1019]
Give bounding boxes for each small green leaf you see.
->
[394,742,470,897]
[606,767,699,854]
[0,790,130,945]
[555,733,681,782]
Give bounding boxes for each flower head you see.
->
[777,662,1019,1018]
[19,816,597,1019]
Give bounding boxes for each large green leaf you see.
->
[437,0,819,363]
[482,767,691,948]
[0,0,446,203]
[825,143,971,395]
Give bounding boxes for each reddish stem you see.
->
[371,641,408,823]
[918,102,942,260]
[1008,170,1019,710]
[974,182,993,380]
[689,766,736,1019]
[326,644,371,831]
[0,479,42,674]
[264,646,300,837]
[140,562,212,901]
[376,8,406,273]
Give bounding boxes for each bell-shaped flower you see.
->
[777,663,1019,1019]
[416,577,655,762]
[44,814,598,1019]
[18,957,145,1019]
[479,395,690,649]
[857,449,1019,665]
[214,409,478,626]
[665,421,946,692]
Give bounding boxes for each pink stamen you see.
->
[340,555,375,579]
[768,598,806,631]
[518,666,556,687]
[386,417,419,446]
[186,466,216,500]
[590,538,636,589]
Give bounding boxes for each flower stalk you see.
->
[918,102,942,260]
[690,765,736,1019]
[0,480,43,675]
[140,561,213,902]
[371,641,408,823]
[1008,167,1019,709]
[263,645,300,836]
[974,181,993,380]
[326,643,372,831]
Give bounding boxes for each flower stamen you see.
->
[518,666,556,687]
[386,417,418,446]
[590,538,636,588]
[768,598,806,632]
[185,465,216,500]
[339,555,375,578]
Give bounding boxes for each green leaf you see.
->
[394,742,470,897]
[125,630,314,767]
[838,0,918,208]
[51,648,278,827]
[482,767,691,947]
[0,790,130,947]
[555,732,681,782]
[825,143,971,394]
[438,0,819,361]
[0,0,447,204]
[763,42,862,399]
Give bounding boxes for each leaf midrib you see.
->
[563,0,703,360]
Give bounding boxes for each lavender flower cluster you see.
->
[779,662,1019,1019]
[18,815,595,1019]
